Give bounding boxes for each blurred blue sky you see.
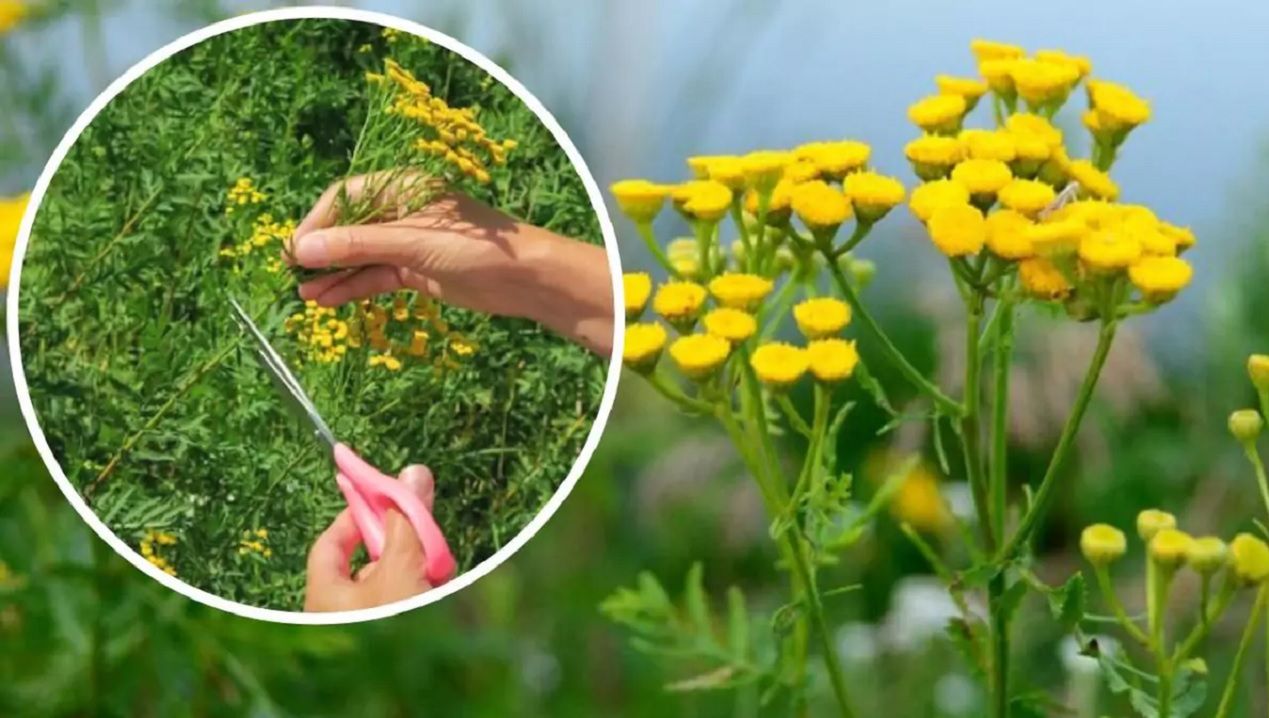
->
[15,0,1269,343]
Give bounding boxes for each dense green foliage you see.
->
[15,18,605,609]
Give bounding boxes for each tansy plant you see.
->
[603,39,1205,717]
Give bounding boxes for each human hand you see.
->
[286,173,614,355]
[304,464,436,612]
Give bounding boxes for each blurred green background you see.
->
[4,1,1269,716]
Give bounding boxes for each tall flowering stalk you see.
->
[604,39,1209,716]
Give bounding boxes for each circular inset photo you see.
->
[9,9,619,621]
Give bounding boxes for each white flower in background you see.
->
[880,576,983,652]
[941,481,976,523]
[934,673,979,716]
[834,621,879,664]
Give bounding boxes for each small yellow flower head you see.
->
[998,179,1056,217]
[985,209,1035,260]
[686,155,727,179]
[1186,536,1229,576]
[1159,222,1197,254]
[741,150,793,192]
[905,135,965,181]
[0,193,30,288]
[793,297,852,339]
[806,338,860,383]
[951,158,1013,200]
[1005,113,1064,148]
[0,1,28,34]
[909,179,971,223]
[1089,80,1151,133]
[673,180,733,222]
[1068,160,1120,201]
[687,155,746,189]
[907,94,967,134]
[1027,218,1087,257]
[623,322,668,371]
[936,75,989,107]
[1035,49,1092,79]
[1247,354,1269,392]
[959,129,1017,162]
[783,160,822,184]
[624,272,652,319]
[1010,59,1080,107]
[1079,229,1142,272]
[1228,409,1264,444]
[653,281,707,323]
[709,272,774,311]
[1080,523,1127,566]
[979,59,1019,95]
[750,342,809,389]
[842,172,905,224]
[1128,256,1193,303]
[1136,509,1177,542]
[669,334,732,379]
[702,307,757,343]
[611,180,671,224]
[794,141,871,179]
[970,39,1026,63]
[1018,258,1072,299]
[1230,533,1269,585]
[791,180,852,234]
[1149,528,1195,570]
[927,203,986,258]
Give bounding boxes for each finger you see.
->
[306,508,360,587]
[294,172,437,242]
[398,464,436,513]
[305,265,408,307]
[294,176,371,241]
[295,268,359,299]
[376,465,435,571]
[291,224,422,269]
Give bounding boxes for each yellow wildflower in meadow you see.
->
[793,297,851,339]
[0,193,29,288]
[0,1,26,34]
[842,172,905,222]
[928,204,986,258]
[623,323,667,371]
[908,94,967,134]
[624,272,653,318]
[611,180,670,224]
[669,334,731,379]
[791,180,852,232]
[702,307,757,343]
[708,273,773,311]
[806,338,859,383]
[909,179,970,223]
[654,281,707,323]
[750,342,809,389]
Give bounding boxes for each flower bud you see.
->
[1080,523,1126,566]
[1230,533,1269,586]
[1228,409,1264,444]
[1136,509,1176,542]
[1185,536,1228,576]
[1148,528,1194,570]
[1248,354,1269,393]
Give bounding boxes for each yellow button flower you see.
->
[1080,523,1127,566]
[1005,113,1063,148]
[1068,160,1119,201]
[623,322,668,370]
[1089,80,1151,132]
[610,180,671,224]
[743,179,796,225]
[793,297,852,339]
[985,209,1034,260]
[750,342,809,389]
[1228,409,1264,444]
[673,180,733,222]
[1248,354,1269,392]
[1010,59,1080,107]
[702,307,757,343]
[806,338,859,383]
[927,203,986,258]
[791,180,852,232]
[1149,528,1195,570]
[959,129,1016,162]
[653,281,707,322]
[907,94,967,134]
[669,333,732,379]
[0,1,27,33]
[1186,536,1229,575]
[843,172,905,223]
[709,272,774,310]
[794,140,871,179]
[0,193,29,289]
[1158,222,1196,254]
[1128,256,1192,303]
[1027,218,1088,257]
[998,179,1056,217]
[970,39,1025,63]
[1137,509,1177,542]
[782,160,821,184]
[624,272,653,318]
[979,59,1018,95]
[1079,229,1142,272]
[951,159,1013,199]
[1230,533,1269,585]
[666,238,701,280]
[905,135,964,181]
[936,75,989,105]
[909,179,970,223]
[741,150,793,191]
[1018,258,1072,299]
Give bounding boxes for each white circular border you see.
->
[5,5,624,624]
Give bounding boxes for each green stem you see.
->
[961,292,993,550]
[784,534,856,718]
[989,297,1016,541]
[988,572,1010,718]
[1093,566,1150,647]
[1243,443,1269,519]
[789,384,830,505]
[645,369,713,414]
[731,199,752,271]
[1213,585,1268,718]
[823,255,964,418]
[777,393,814,440]
[997,320,1118,562]
[635,222,679,278]
[835,221,872,257]
[1173,578,1236,661]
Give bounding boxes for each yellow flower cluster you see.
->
[225,176,266,214]
[139,528,178,576]
[0,1,26,34]
[0,193,29,289]
[1082,509,1269,586]
[903,40,1192,310]
[375,59,515,185]
[286,300,351,364]
[219,213,297,262]
[238,528,273,558]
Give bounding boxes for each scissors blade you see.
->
[228,296,337,448]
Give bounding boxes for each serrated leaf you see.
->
[1047,573,1086,632]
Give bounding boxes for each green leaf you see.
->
[1047,573,1086,633]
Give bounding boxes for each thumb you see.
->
[377,465,435,570]
[290,224,423,270]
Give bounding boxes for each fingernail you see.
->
[398,465,434,494]
[294,232,330,267]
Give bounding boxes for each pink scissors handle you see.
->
[332,443,457,585]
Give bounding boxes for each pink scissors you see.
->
[229,297,456,585]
